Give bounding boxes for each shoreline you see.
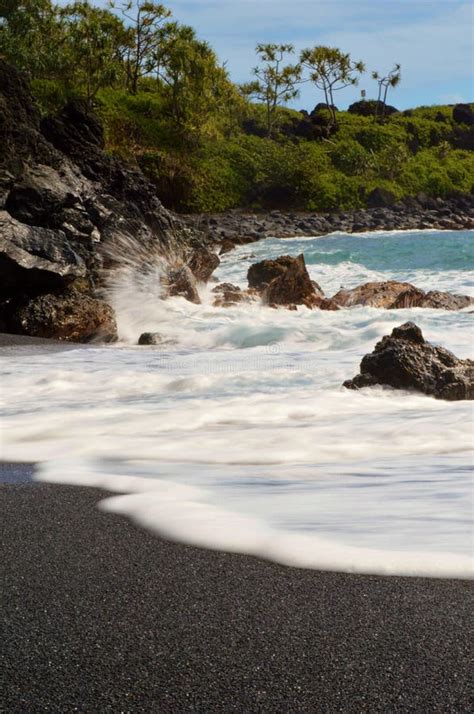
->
[2,480,473,711]
[183,194,474,251]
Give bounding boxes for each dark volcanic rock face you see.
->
[344,322,474,401]
[0,61,210,341]
[9,291,117,342]
[0,211,86,296]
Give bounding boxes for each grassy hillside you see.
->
[97,93,474,213]
[3,0,472,215]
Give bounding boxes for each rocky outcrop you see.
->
[263,256,322,308]
[331,281,472,311]
[248,256,320,293]
[6,290,117,342]
[0,211,86,296]
[165,265,201,304]
[246,254,333,309]
[187,246,220,283]
[0,60,209,341]
[211,283,256,308]
[343,322,474,401]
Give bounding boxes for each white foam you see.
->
[2,229,473,579]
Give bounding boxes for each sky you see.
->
[163,0,473,110]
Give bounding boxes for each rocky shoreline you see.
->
[1,59,473,346]
[0,60,210,343]
[185,191,474,254]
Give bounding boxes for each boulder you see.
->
[9,290,117,342]
[165,265,201,304]
[247,254,326,309]
[138,332,164,345]
[419,290,472,310]
[248,255,299,290]
[453,104,474,126]
[332,281,416,308]
[248,255,323,295]
[392,289,472,311]
[343,322,474,401]
[187,246,220,282]
[366,187,397,208]
[211,282,256,308]
[332,281,472,311]
[262,255,323,308]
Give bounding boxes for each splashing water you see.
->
[1,229,473,578]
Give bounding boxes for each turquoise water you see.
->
[1,230,473,578]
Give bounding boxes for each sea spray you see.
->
[2,230,473,578]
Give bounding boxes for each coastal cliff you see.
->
[0,61,209,342]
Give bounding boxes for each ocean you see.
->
[2,229,473,578]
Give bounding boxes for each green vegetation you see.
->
[1,0,473,213]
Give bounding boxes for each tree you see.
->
[300,46,365,127]
[59,2,131,106]
[241,43,302,137]
[0,0,65,79]
[155,22,236,141]
[372,64,401,122]
[109,0,171,93]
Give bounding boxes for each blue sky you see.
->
[164,0,473,110]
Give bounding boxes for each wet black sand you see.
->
[1,481,473,713]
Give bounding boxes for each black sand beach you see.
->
[2,480,473,712]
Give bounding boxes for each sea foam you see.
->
[1,229,473,578]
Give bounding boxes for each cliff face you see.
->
[0,61,207,341]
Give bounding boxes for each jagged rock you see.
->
[332,281,416,308]
[248,255,323,295]
[211,282,256,307]
[187,246,220,282]
[343,322,474,401]
[9,290,117,342]
[332,281,472,311]
[392,289,472,310]
[419,290,472,310]
[138,332,164,345]
[0,211,86,297]
[248,256,299,290]
[219,239,235,255]
[165,265,201,304]
[0,60,208,340]
[247,254,327,309]
[262,255,323,308]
